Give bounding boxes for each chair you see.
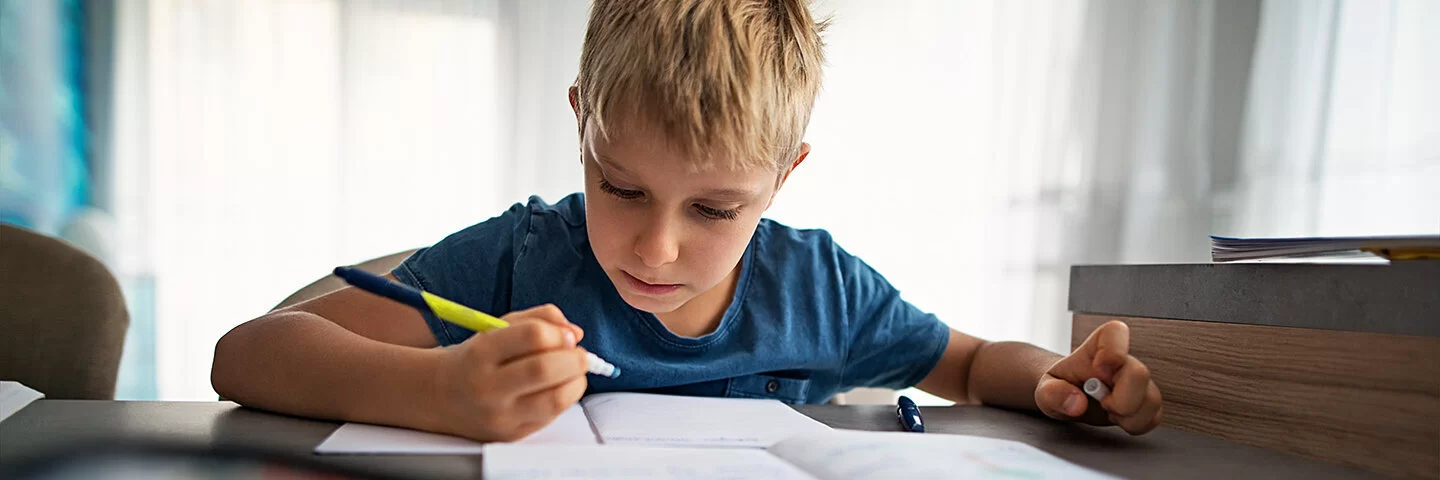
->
[272,249,419,310]
[0,224,129,399]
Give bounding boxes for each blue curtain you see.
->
[0,0,157,401]
[0,0,91,233]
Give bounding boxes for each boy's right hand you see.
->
[428,304,590,441]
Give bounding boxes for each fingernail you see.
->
[563,331,577,346]
[1064,392,1084,415]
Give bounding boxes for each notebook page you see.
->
[579,392,832,448]
[314,404,596,454]
[483,444,816,480]
[769,430,1119,480]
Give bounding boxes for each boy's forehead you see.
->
[592,150,769,189]
[585,114,778,175]
[587,122,776,178]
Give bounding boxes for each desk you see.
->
[0,400,1377,479]
[1070,262,1440,478]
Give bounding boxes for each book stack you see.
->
[1210,235,1440,262]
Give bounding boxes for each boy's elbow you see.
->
[211,323,255,401]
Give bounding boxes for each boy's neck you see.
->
[652,261,743,338]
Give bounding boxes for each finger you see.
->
[1100,355,1151,416]
[497,347,589,396]
[1111,383,1163,434]
[479,322,575,363]
[1035,374,1088,420]
[505,304,585,343]
[1090,321,1131,383]
[514,374,588,423]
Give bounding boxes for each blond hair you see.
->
[575,0,827,172]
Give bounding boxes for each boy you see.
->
[213,0,1162,442]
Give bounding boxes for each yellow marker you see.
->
[421,292,510,332]
[333,266,620,378]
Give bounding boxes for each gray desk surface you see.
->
[0,400,1378,479]
[1069,261,1440,336]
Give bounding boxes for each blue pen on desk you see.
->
[897,395,925,433]
[332,266,620,378]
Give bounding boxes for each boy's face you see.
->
[577,119,801,315]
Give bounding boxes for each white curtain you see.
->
[1231,0,1440,236]
[112,0,588,400]
[110,0,1438,401]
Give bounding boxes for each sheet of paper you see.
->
[484,444,816,480]
[769,430,1119,480]
[0,381,45,423]
[314,404,597,454]
[580,392,832,448]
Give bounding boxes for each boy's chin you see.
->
[615,291,688,315]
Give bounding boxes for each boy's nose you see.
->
[634,217,680,268]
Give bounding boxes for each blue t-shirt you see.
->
[393,194,949,404]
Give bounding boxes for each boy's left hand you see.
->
[1035,320,1163,434]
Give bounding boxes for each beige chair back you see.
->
[0,224,129,399]
[272,249,419,310]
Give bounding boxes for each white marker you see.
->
[586,352,620,378]
[1083,377,1110,401]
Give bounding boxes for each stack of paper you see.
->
[1210,235,1440,262]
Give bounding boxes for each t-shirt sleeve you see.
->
[836,247,951,390]
[391,201,532,346]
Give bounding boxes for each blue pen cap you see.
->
[897,395,925,433]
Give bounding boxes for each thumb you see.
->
[1036,374,1088,420]
[1089,320,1130,383]
[1053,320,1130,384]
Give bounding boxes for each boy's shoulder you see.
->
[754,217,836,249]
[520,193,586,228]
[420,194,585,259]
[752,217,855,271]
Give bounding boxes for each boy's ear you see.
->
[768,142,811,210]
[570,86,584,163]
[780,142,810,186]
[568,86,581,119]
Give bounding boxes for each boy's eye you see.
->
[694,203,741,221]
[599,179,644,200]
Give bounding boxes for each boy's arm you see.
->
[212,281,438,424]
[915,331,1062,408]
[915,321,1163,435]
[212,276,589,441]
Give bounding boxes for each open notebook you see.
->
[484,429,1118,480]
[315,392,832,454]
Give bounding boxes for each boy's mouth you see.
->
[621,271,683,296]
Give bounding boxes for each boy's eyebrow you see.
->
[594,154,633,176]
[697,187,760,201]
[596,154,759,201]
